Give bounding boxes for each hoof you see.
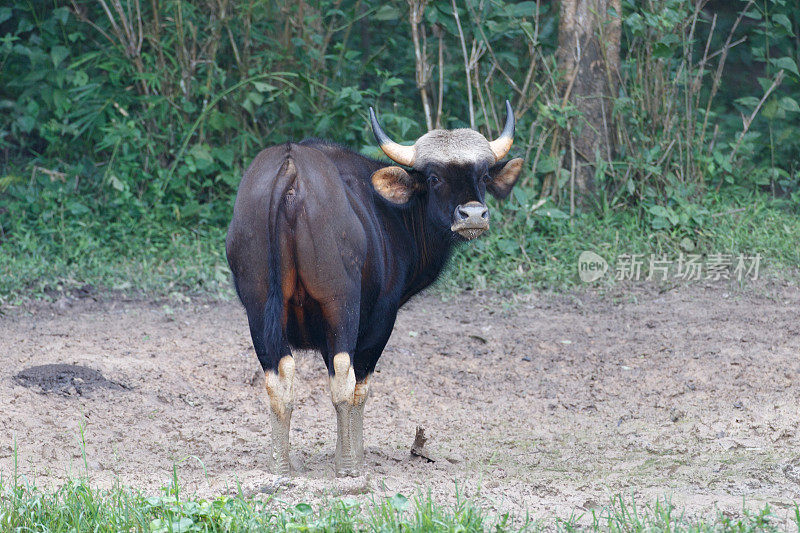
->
[336,467,362,478]
[273,461,291,477]
[259,475,292,495]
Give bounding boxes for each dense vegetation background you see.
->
[1,0,799,302]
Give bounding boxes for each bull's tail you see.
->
[260,150,297,370]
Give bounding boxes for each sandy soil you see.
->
[1,281,800,523]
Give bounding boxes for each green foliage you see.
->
[443,191,800,293]
[1,0,799,299]
[603,0,800,235]
[0,478,797,531]
[0,0,416,233]
[731,0,800,195]
[0,478,511,532]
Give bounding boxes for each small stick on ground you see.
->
[411,427,435,462]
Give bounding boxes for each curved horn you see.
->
[369,107,416,167]
[488,100,515,161]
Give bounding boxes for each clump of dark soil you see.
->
[13,364,124,396]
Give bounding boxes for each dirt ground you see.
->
[2,281,800,523]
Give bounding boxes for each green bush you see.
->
[1,0,799,299]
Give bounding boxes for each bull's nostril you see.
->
[455,203,489,224]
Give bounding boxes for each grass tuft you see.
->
[0,478,797,532]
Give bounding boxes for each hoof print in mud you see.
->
[13,364,126,397]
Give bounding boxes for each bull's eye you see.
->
[480,174,491,184]
[428,175,441,186]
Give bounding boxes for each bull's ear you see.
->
[371,166,419,204]
[487,157,524,199]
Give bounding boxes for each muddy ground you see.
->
[1,281,800,523]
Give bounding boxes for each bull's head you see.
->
[369,101,523,240]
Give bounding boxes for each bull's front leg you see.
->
[265,355,295,476]
[329,352,369,477]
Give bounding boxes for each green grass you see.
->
[0,222,231,305]
[0,477,797,532]
[1,189,798,305]
[442,191,800,292]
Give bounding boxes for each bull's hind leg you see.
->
[265,353,295,475]
[241,295,295,476]
[330,353,371,476]
[320,294,367,477]
[330,352,356,476]
[329,328,390,476]
[352,377,370,465]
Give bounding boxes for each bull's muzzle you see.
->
[451,201,489,240]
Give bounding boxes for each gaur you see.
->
[226,101,522,476]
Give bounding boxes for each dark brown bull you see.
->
[226,102,523,476]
